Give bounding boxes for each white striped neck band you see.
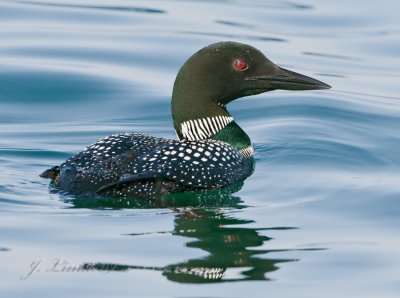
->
[179,115,234,141]
[239,145,255,158]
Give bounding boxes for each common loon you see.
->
[40,41,330,198]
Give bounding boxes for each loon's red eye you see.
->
[233,59,248,71]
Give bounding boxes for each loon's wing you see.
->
[61,133,167,170]
[96,172,164,193]
[96,140,252,195]
[41,133,168,181]
[53,134,171,195]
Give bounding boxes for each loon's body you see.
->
[41,42,330,198]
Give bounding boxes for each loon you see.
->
[40,41,330,198]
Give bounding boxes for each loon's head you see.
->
[172,42,330,147]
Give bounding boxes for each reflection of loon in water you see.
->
[71,192,324,283]
[161,208,299,283]
[81,208,298,282]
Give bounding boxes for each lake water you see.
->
[1,0,399,297]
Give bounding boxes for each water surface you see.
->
[1,0,400,297]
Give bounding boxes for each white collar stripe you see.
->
[195,119,207,139]
[180,116,234,140]
[211,117,219,131]
[215,116,223,130]
[188,120,199,140]
[206,117,216,134]
[239,145,254,158]
[184,122,193,140]
[199,118,211,135]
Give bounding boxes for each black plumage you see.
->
[45,133,252,198]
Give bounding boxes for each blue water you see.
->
[1,0,400,297]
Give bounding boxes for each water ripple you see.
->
[0,0,399,296]
[14,0,166,14]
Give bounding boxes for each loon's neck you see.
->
[209,119,253,157]
[172,103,253,157]
[171,63,253,157]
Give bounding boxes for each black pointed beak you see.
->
[246,66,331,91]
